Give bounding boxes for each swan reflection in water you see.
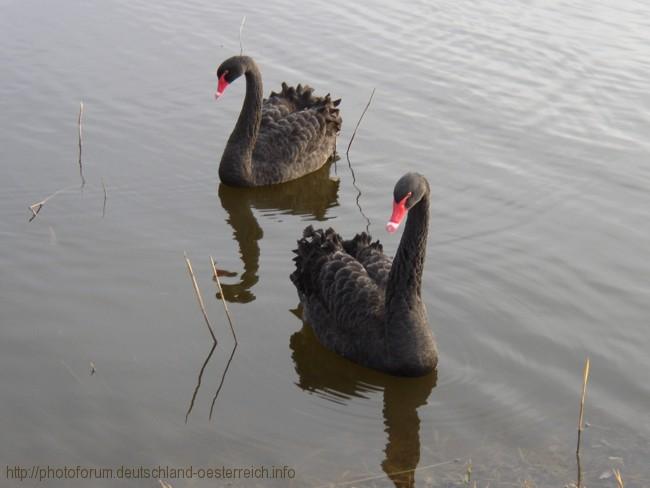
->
[186,163,339,421]
[216,161,340,303]
[290,312,437,488]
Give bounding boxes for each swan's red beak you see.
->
[386,192,411,233]
[215,72,230,99]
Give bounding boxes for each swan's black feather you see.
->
[252,88,341,185]
[291,226,386,367]
[342,232,392,289]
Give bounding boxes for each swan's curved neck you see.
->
[219,58,263,186]
[383,190,433,375]
[386,193,429,308]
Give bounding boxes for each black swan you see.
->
[214,55,342,187]
[290,173,438,377]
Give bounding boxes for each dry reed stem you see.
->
[184,253,217,344]
[578,358,590,433]
[346,87,376,158]
[344,88,375,233]
[78,101,85,186]
[575,357,590,488]
[101,177,107,217]
[465,458,472,486]
[29,102,89,221]
[210,256,237,344]
[613,468,624,488]
[29,184,80,221]
[239,16,246,56]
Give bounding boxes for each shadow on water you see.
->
[216,161,340,303]
[289,309,437,488]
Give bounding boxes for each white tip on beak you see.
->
[386,221,400,234]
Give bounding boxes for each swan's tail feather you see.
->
[342,232,383,259]
[301,86,315,100]
[272,82,343,134]
[291,226,343,296]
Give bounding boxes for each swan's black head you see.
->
[215,56,250,99]
[387,173,429,233]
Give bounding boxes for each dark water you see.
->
[1,0,649,486]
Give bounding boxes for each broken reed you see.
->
[28,101,96,221]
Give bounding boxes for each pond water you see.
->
[1,0,649,486]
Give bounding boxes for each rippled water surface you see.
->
[1,0,649,486]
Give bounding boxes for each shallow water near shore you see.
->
[1,0,649,486]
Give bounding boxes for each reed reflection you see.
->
[290,317,437,488]
[217,161,339,303]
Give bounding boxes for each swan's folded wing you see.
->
[260,83,319,127]
[253,108,330,180]
[260,96,296,127]
[316,251,385,329]
[343,233,392,290]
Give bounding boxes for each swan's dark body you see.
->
[216,56,341,187]
[290,173,438,377]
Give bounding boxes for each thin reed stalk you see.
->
[613,468,624,488]
[101,177,107,217]
[345,88,375,158]
[345,88,375,233]
[210,256,237,344]
[78,101,85,186]
[239,16,246,56]
[184,253,217,344]
[576,357,590,488]
[29,184,79,221]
